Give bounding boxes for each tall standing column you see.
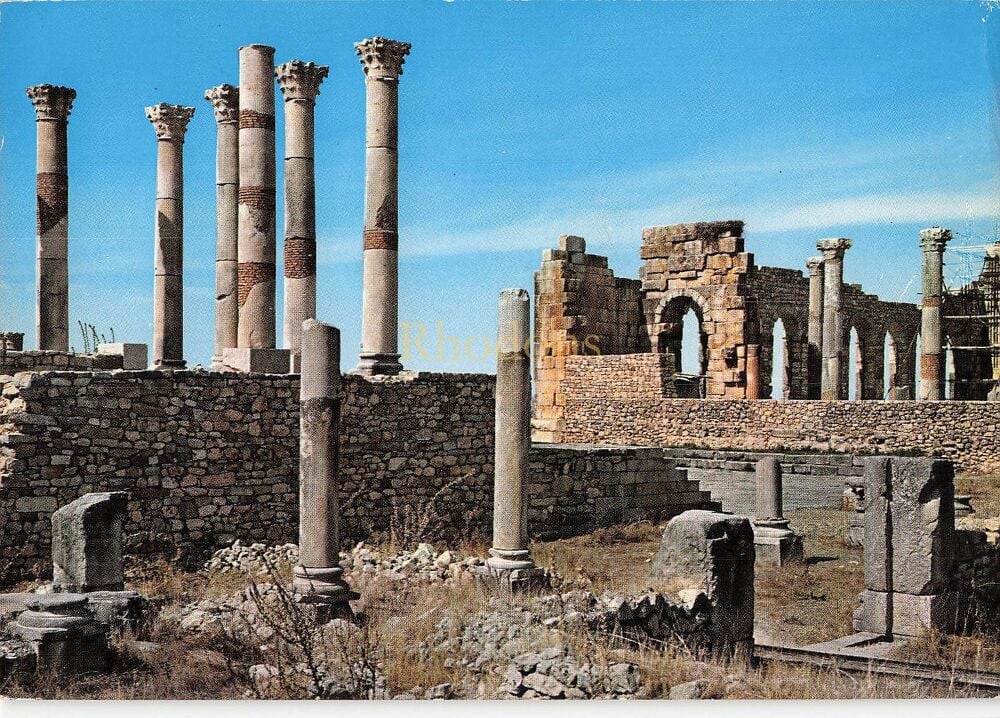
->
[26,85,76,352]
[276,60,329,372]
[817,238,852,400]
[919,227,951,401]
[237,44,277,349]
[354,37,411,376]
[292,319,353,607]
[145,103,195,369]
[485,289,543,585]
[806,256,825,399]
[205,85,240,368]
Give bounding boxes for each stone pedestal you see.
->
[146,103,195,370]
[205,84,240,368]
[237,44,278,350]
[354,37,411,376]
[277,60,328,370]
[52,492,127,593]
[27,84,75,353]
[10,594,109,675]
[97,342,148,370]
[221,347,291,374]
[919,227,951,401]
[292,320,356,613]
[817,238,851,400]
[482,289,546,589]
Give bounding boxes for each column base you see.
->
[151,359,186,371]
[354,352,403,376]
[290,566,358,624]
[476,549,549,591]
[752,519,803,567]
[221,348,291,374]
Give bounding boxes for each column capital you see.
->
[817,237,852,260]
[355,36,411,78]
[920,226,952,254]
[276,60,329,101]
[26,84,76,121]
[806,256,824,275]
[204,84,239,124]
[145,103,195,141]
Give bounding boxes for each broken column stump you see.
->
[648,510,755,653]
[752,457,803,566]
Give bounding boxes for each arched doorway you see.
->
[849,326,862,400]
[771,318,786,399]
[883,333,895,400]
[655,294,708,398]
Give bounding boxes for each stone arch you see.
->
[842,317,885,400]
[758,309,808,400]
[651,290,711,396]
[885,323,917,400]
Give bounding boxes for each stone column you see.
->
[485,289,543,585]
[806,256,825,399]
[354,37,411,376]
[817,238,852,400]
[145,103,195,369]
[205,85,240,368]
[919,227,951,401]
[276,60,329,372]
[752,457,802,566]
[237,44,277,349]
[745,344,761,399]
[292,319,353,607]
[26,85,76,352]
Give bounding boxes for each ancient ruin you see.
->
[3,14,1000,702]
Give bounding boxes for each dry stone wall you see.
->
[0,369,714,584]
[0,351,123,375]
[560,353,1000,474]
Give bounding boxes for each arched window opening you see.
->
[771,319,786,399]
[849,327,862,400]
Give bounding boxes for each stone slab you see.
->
[97,343,148,370]
[221,348,291,374]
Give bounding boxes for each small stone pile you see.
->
[204,541,299,576]
[342,542,484,585]
[500,646,640,699]
[249,656,390,699]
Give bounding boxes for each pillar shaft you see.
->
[354,37,410,376]
[27,85,75,352]
[293,319,351,602]
[489,289,533,567]
[205,85,240,367]
[277,61,328,369]
[745,344,761,400]
[920,228,951,401]
[818,238,852,399]
[237,45,277,349]
[806,257,825,399]
[146,104,194,369]
[755,457,783,522]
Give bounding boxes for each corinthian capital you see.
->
[26,84,76,121]
[919,226,952,254]
[816,237,852,261]
[276,60,329,102]
[204,84,240,124]
[355,36,411,78]
[145,103,195,141]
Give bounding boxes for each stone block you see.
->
[648,510,754,649]
[52,492,128,592]
[221,348,292,374]
[863,456,955,595]
[753,522,803,567]
[854,589,970,637]
[97,343,147,370]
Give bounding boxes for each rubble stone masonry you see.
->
[0,369,712,584]
[560,352,1000,474]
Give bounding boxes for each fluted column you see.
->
[26,85,76,352]
[920,227,951,401]
[354,37,411,376]
[817,238,852,400]
[276,60,328,371]
[806,257,824,400]
[293,319,353,606]
[205,85,240,368]
[237,44,277,349]
[145,103,195,369]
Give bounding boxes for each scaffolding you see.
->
[941,218,1000,399]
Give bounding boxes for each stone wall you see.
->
[0,351,123,375]
[0,369,714,584]
[559,353,1000,474]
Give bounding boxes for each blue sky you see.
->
[1,1,998,372]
